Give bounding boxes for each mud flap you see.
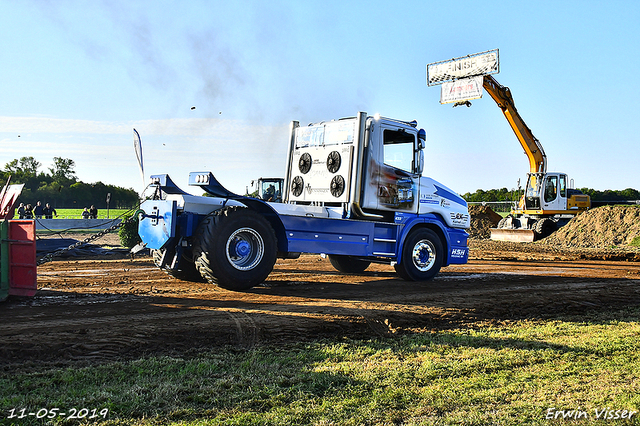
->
[490,228,536,242]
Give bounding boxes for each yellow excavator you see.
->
[481,75,591,242]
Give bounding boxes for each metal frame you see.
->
[427,49,499,86]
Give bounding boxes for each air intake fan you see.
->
[291,176,304,197]
[330,175,345,198]
[326,151,341,173]
[298,153,311,174]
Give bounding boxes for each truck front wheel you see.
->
[193,207,277,291]
[328,255,371,273]
[394,228,443,281]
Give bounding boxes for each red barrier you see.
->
[7,220,37,297]
[0,181,37,300]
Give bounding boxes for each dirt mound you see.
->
[468,205,503,240]
[542,205,640,249]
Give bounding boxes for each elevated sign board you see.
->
[427,49,499,86]
[440,76,483,104]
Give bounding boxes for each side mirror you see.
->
[416,150,424,175]
[417,128,426,150]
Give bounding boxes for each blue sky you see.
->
[1,0,638,196]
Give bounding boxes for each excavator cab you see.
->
[523,173,571,213]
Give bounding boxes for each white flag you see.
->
[133,128,145,186]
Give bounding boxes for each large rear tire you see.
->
[534,218,557,239]
[192,207,277,291]
[152,248,205,282]
[328,255,371,273]
[394,228,443,281]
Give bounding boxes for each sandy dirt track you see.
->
[2,240,640,369]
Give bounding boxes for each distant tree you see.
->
[63,181,139,209]
[578,188,596,199]
[4,156,41,181]
[578,188,640,202]
[49,157,77,183]
[2,156,139,209]
[465,187,639,203]
[0,170,8,188]
[462,187,519,203]
[68,182,92,206]
[620,188,640,200]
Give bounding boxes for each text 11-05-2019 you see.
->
[6,408,109,420]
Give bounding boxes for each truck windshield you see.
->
[383,129,414,173]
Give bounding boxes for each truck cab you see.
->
[360,118,423,213]
[285,113,467,229]
[138,112,469,290]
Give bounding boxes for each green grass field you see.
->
[2,307,639,425]
[33,208,132,220]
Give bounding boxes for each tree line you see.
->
[5,155,635,209]
[462,187,640,203]
[1,156,139,209]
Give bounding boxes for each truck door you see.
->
[375,126,419,213]
[542,174,564,211]
[558,174,567,210]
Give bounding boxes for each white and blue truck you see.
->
[137,112,470,291]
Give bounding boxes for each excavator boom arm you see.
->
[483,75,547,174]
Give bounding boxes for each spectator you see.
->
[34,201,44,219]
[24,204,34,219]
[81,207,90,219]
[17,203,25,219]
[43,203,57,219]
[88,205,98,219]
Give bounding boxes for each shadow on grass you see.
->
[3,269,639,370]
[2,317,637,426]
